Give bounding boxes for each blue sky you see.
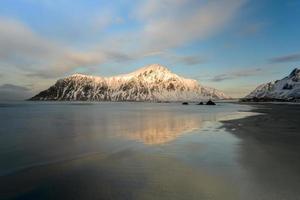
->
[0,0,300,99]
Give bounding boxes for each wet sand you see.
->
[1,102,300,200]
[223,103,300,199]
[0,102,251,200]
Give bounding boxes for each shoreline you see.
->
[221,103,300,198]
[222,103,300,145]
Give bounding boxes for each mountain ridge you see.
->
[30,64,230,102]
[242,68,300,102]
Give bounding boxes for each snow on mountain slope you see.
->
[243,68,300,101]
[30,64,230,101]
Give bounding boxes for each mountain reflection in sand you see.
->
[111,110,258,145]
[114,113,203,145]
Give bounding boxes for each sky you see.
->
[0,0,300,99]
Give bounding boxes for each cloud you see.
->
[100,0,246,65]
[210,68,262,82]
[269,53,300,63]
[137,50,206,66]
[93,10,124,31]
[0,84,30,91]
[135,0,246,51]
[0,17,132,78]
[175,55,206,65]
[142,51,165,57]
[0,84,32,100]
[239,22,265,36]
[0,18,57,61]
[162,54,207,65]
[24,51,105,78]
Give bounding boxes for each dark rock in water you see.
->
[182,102,189,105]
[206,100,216,105]
[197,102,204,105]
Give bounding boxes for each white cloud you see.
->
[0,17,129,78]
[134,0,246,51]
[0,18,57,61]
[93,0,247,63]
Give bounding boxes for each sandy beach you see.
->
[222,103,300,199]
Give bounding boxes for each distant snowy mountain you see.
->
[30,64,230,102]
[242,68,300,102]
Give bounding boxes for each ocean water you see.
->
[0,102,259,199]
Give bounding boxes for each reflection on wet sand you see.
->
[115,113,203,145]
[112,110,257,145]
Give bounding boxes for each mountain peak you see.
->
[244,67,300,101]
[137,64,171,73]
[288,68,300,78]
[126,64,174,79]
[144,64,169,70]
[70,73,87,78]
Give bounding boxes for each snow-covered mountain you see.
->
[30,64,230,102]
[242,68,300,102]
